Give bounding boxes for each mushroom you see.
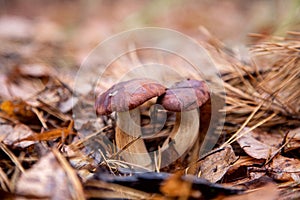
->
[158,79,210,156]
[95,78,166,169]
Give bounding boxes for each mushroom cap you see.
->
[158,79,210,112]
[95,78,166,115]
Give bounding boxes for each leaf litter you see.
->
[0,5,300,200]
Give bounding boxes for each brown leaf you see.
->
[59,96,78,113]
[1,124,35,148]
[267,155,300,181]
[249,129,283,148]
[0,74,46,100]
[0,124,14,142]
[285,127,300,152]
[227,156,265,175]
[237,128,278,160]
[289,127,300,140]
[0,75,12,100]
[224,156,266,185]
[16,152,73,199]
[0,100,37,123]
[16,120,75,143]
[188,145,238,183]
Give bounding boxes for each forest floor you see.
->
[0,1,299,199]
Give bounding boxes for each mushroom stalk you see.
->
[187,99,211,174]
[158,79,210,167]
[162,112,180,146]
[116,108,153,169]
[172,110,199,155]
[162,110,199,152]
[95,78,166,170]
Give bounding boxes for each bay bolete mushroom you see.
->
[158,79,210,154]
[95,78,166,169]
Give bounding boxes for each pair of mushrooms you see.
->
[95,78,210,169]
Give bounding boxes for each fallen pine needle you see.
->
[52,148,85,200]
[0,142,25,173]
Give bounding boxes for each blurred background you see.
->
[1,0,300,74]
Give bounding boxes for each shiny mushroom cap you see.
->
[158,79,210,112]
[95,78,166,115]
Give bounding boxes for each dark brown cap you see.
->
[95,78,166,115]
[158,79,210,112]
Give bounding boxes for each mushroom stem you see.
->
[187,99,211,174]
[162,112,181,146]
[162,110,199,155]
[116,108,153,169]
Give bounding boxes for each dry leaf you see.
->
[285,127,300,152]
[1,124,35,148]
[0,75,46,100]
[16,120,75,143]
[249,129,283,148]
[267,155,300,181]
[16,152,73,199]
[289,127,300,140]
[0,124,14,141]
[0,75,13,100]
[0,100,37,123]
[224,156,266,185]
[1,4,300,200]
[237,128,278,160]
[189,145,238,183]
[227,156,265,175]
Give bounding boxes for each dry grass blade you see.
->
[16,122,75,143]
[154,146,162,172]
[85,179,154,199]
[220,103,263,148]
[218,32,300,133]
[0,142,24,173]
[69,126,110,150]
[110,135,142,159]
[228,112,277,146]
[37,99,71,122]
[52,148,85,200]
[104,159,152,171]
[0,167,11,192]
[31,107,48,129]
[85,190,154,199]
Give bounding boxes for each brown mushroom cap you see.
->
[158,79,210,112]
[95,78,166,115]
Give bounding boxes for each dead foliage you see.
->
[0,15,300,200]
